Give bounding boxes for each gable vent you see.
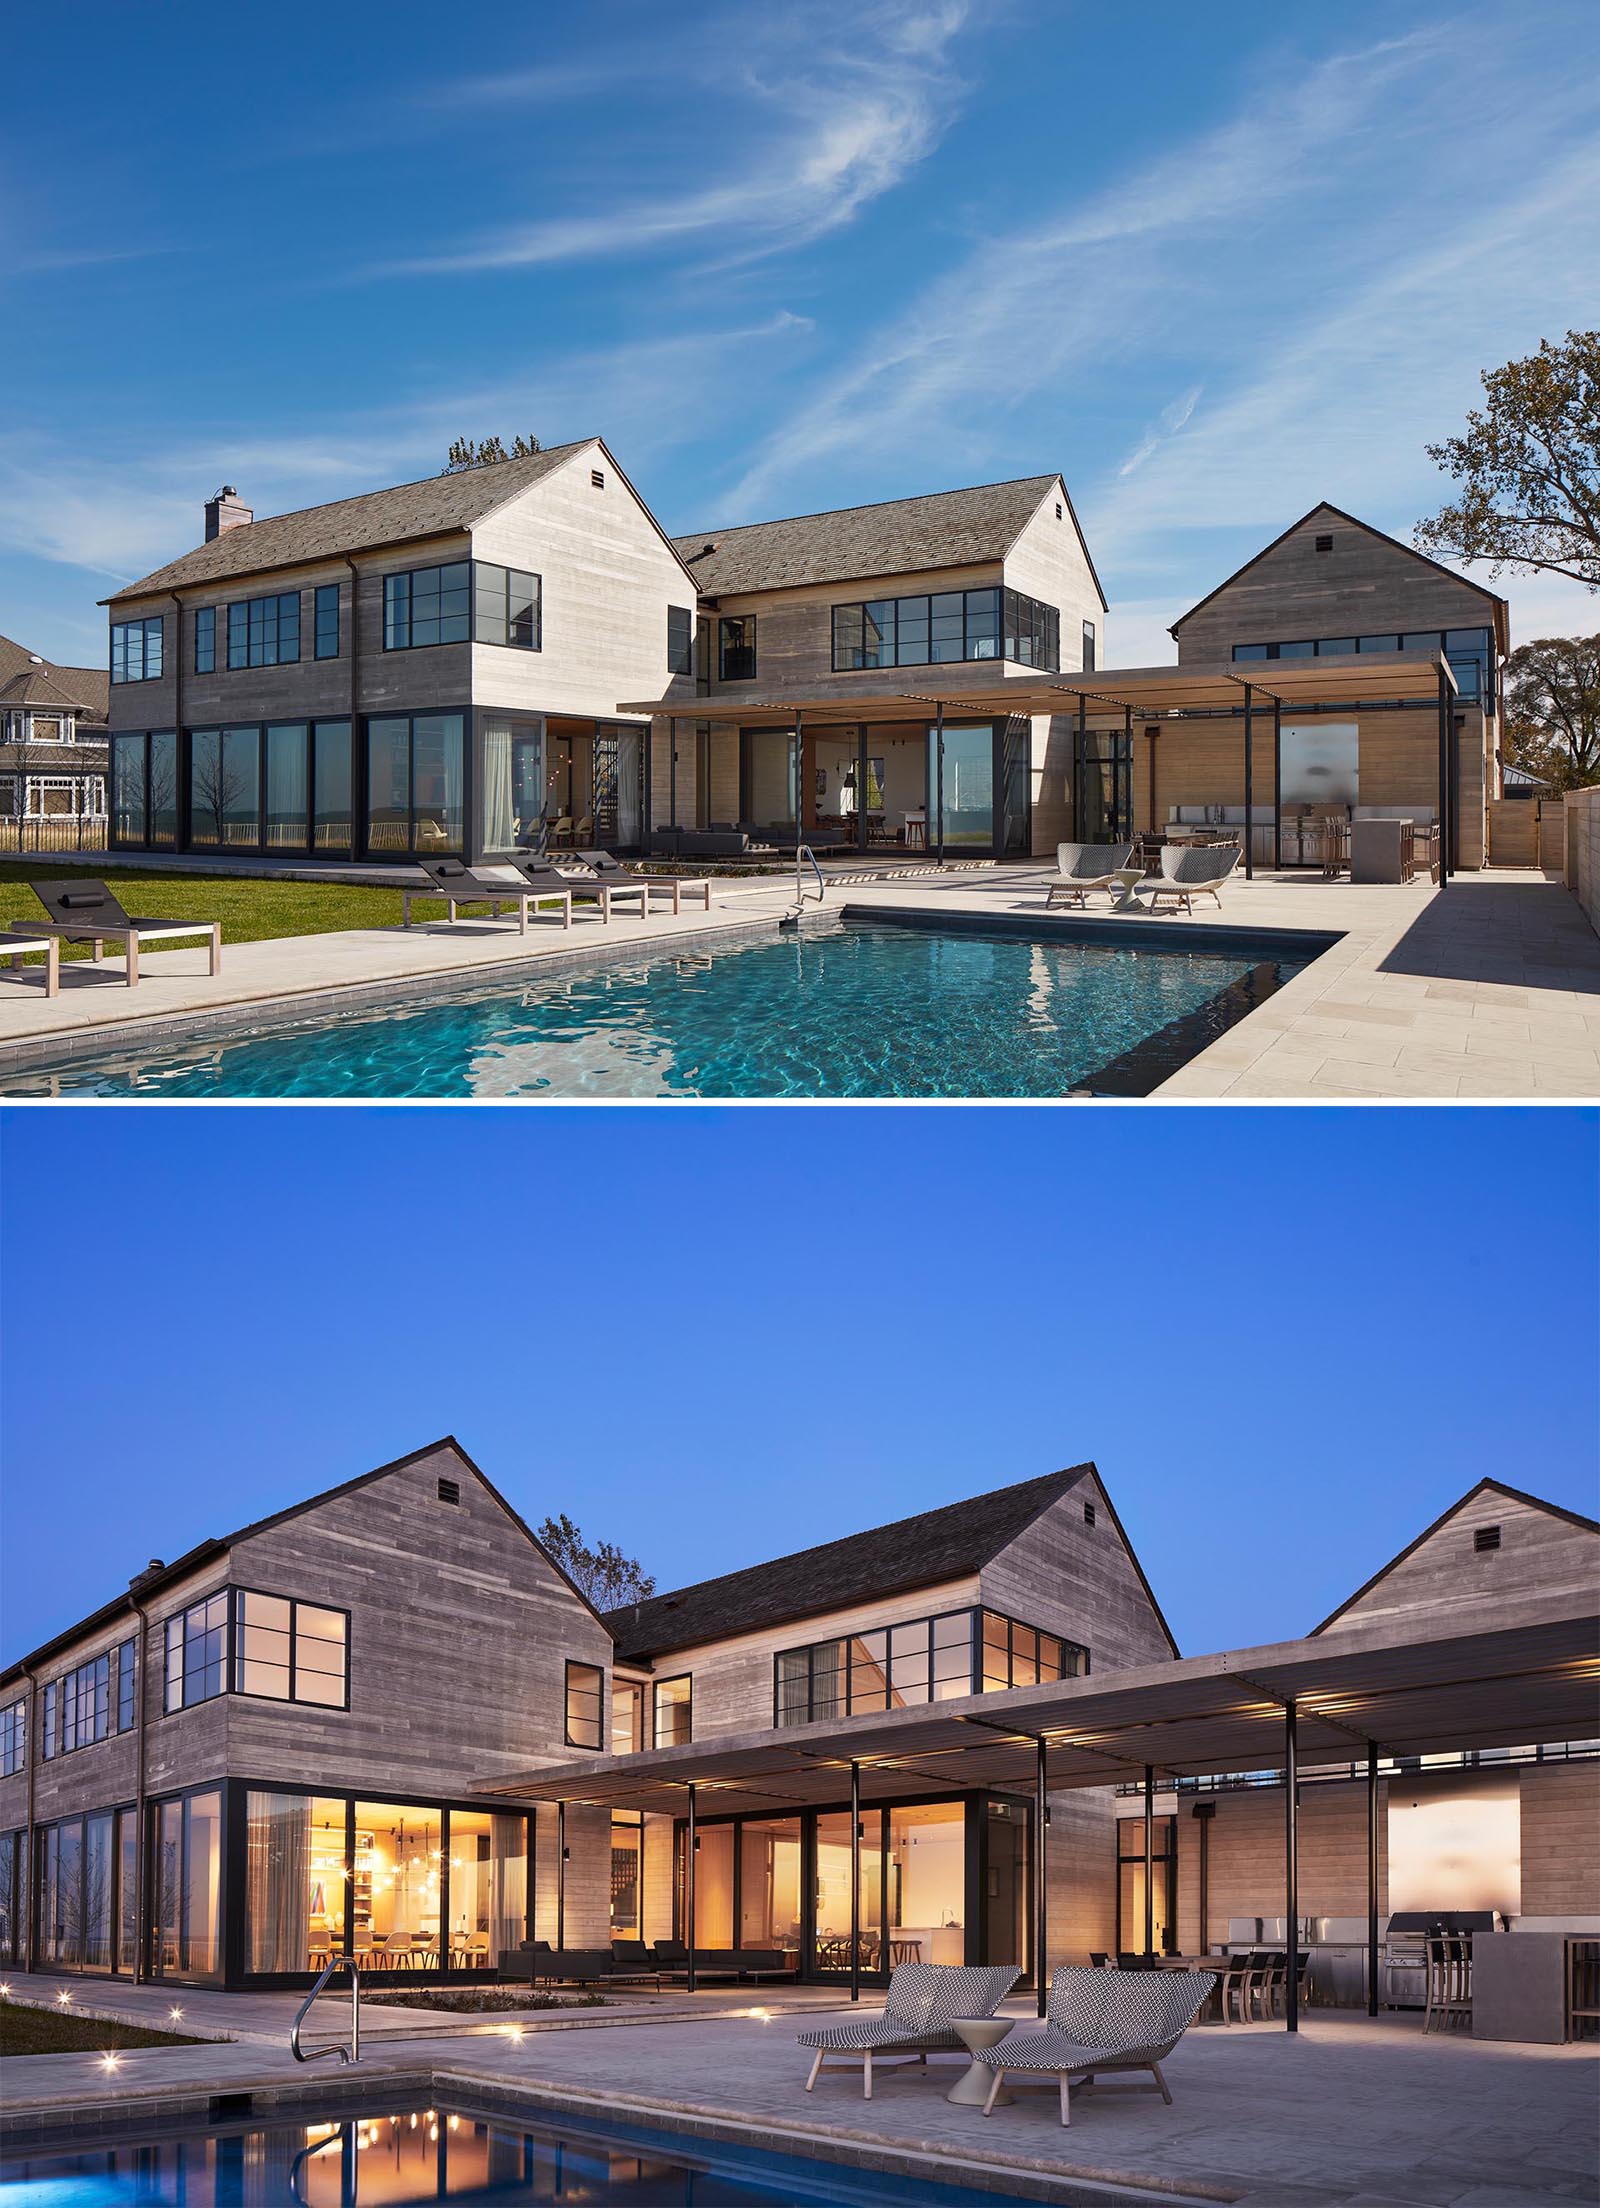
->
[1473,1523,1501,1553]
[1055,502,1063,520]
[1314,533,1334,553]
[1083,1501,1096,1527]
[591,468,605,489]
[437,1476,461,1506]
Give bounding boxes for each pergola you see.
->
[481,1589,1596,2026]
[619,654,1461,880]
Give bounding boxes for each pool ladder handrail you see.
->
[782,844,826,928]
[291,1952,361,2066]
[290,2125,356,2208]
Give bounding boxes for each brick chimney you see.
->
[204,485,253,541]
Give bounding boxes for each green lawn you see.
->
[0,1997,211,2057]
[0,861,510,964]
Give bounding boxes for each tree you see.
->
[537,1512,656,1609]
[1501,633,1600,790]
[441,434,543,473]
[1415,332,1600,587]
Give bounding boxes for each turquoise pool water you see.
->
[0,2101,1027,2205]
[2,921,1308,1100]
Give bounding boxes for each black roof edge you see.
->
[1308,1476,1600,1636]
[1167,501,1510,646]
[1,1435,612,1685]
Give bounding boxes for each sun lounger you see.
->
[1045,843,1135,908]
[1143,843,1241,913]
[0,930,61,997]
[974,1965,1216,2126]
[577,849,713,916]
[796,1962,1019,2100]
[505,854,638,922]
[28,879,220,988]
[402,858,570,934]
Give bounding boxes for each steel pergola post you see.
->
[849,1759,861,2004]
[1143,1764,1155,1958]
[1243,681,1254,880]
[1285,1702,1299,2033]
[556,1799,566,1952]
[1367,1741,1380,2017]
[1437,670,1450,885]
[934,702,945,867]
[1035,1736,1049,2017]
[685,1783,697,1997]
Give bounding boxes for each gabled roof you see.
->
[0,635,108,728]
[101,442,599,603]
[0,1436,611,1684]
[0,667,96,712]
[606,1464,1098,1664]
[672,474,1108,608]
[1168,501,1510,651]
[1309,1477,1600,1636]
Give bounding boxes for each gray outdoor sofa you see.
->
[796,1962,1019,2100]
[973,1965,1217,2126]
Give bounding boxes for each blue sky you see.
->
[2,1106,1596,1662]
[4,0,1598,669]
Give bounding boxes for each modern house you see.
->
[2,1444,1593,1998]
[0,633,109,840]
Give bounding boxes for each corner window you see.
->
[718,616,757,682]
[653,1675,692,1747]
[0,1699,25,1777]
[473,562,540,649]
[565,1660,605,1750]
[226,592,300,669]
[668,605,693,675]
[235,1590,348,1706]
[314,584,341,660]
[385,563,469,649]
[832,588,1002,672]
[194,607,215,675]
[1002,589,1060,670]
[365,711,464,856]
[111,616,163,684]
[164,1593,229,1712]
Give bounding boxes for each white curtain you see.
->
[617,729,643,847]
[482,721,514,852]
[490,1814,528,1966]
[442,720,465,851]
[246,1792,309,1973]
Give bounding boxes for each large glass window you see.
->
[149,731,178,847]
[1230,629,1494,705]
[194,606,215,674]
[164,1592,229,1711]
[188,726,261,851]
[1002,588,1060,669]
[384,562,470,649]
[718,615,757,681]
[778,1606,1084,1726]
[312,720,352,854]
[447,1810,526,1971]
[0,1699,24,1777]
[111,616,163,684]
[686,1823,733,1947]
[1117,1813,1176,1957]
[472,563,541,649]
[565,1661,604,1750]
[111,733,146,845]
[227,592,299,669]
[314,583,340,660]
[739,727,795,830]
[246,1791,344,1973]
[234,1590,348,1706]
[366,712,464,856]
[832,588,1005,671]
[812,1808,882,1976]
[265,723,309,852]
[0,1830,20,1964]
[654,1676,692,1747]
[611,1812,643,1939]
[354,1801,442,1970]
[932,722,996,848]
[668,605,693,674]
[739,1816,801,1960]
[612,1680,645,1754]
[151,1788,223,1982]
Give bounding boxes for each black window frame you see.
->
[383,560,540,652]
[612,1678,646,1754]
[564,1659,605,1751]
[1082,619,1097,673]
[314,584,341,661]
[225,592,300,671]
[162,1587,350,1717]
[653,1674,693,1748]
[42,1645,137,1761]
[109,729,179,852]
[194,606,216,675]
[0,1698,25,1778]
[472,562,541,650]
[362,708,466,859]
[110,616,164,685]
[668,605,693,675]
[164,1593,231,1714]
[774,1604,1087,1727]
[718,615,757,682]
[179,719,352,861]
[1229,628,1495,705]
[831,587,1014,673]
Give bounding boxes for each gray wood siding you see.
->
[1168,1776,1389,1949]
[978,1474,1176,1673]
[1319,1490,1600,1637]
[1519,1762,1600,1917]
[1174,510,1502,679]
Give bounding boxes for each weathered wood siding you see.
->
[1318,1488,1600,1637]
[977,1474,1176,1673]
[1519,1762,1600,1916]
[1047,1786,1118,1967]
[1163,1779,1388,1950]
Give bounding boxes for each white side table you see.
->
[946,2016,1013,2105]
[1111,866,1147,911]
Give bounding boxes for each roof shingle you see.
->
[0,635,108,729]
[671,476,1064,597]
[605,1465,1093,1664]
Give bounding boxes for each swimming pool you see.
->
[0,2100,1036,2205]
[0,918,1315,1100]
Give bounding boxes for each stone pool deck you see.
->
[2,1980,1595,2208]
[0,863,1594,1099]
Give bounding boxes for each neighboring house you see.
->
[0,1439,612,1988]
[657,477,1107,859]
[101,447,700,865]
[0,634,109,834]
[1165,502,1510,870]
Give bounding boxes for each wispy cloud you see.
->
[372,0,972,278]
[1117,386,1203,479]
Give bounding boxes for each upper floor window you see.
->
[1231,629,1494,704]
[235,1590,348,1706]
[613,1679,645,1754]
[654,1674,692,1747]
[1004,588,1060,670]
[116,1634,136,1731]
[718,616,757,682]
[565,1660,605,1750]
[473,563,541,650]
[38,1640,139,1759]
[1082,619,1097,673]
[314,584,341,660]
[111,616,163,684]
[833,588,1001,672]
[383,561,540,651]
[228,592,300,670]
[0,1698,25,1777]
[668,605,693,676]
[166,1593,229,1711]
[775,1605,1086,1727]
[195,606,216,674]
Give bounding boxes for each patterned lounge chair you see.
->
[796,1962,1019,2100]
[974,1965,1216,2127]
[1143,843,1241,913]
[1045,843,1135,908]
